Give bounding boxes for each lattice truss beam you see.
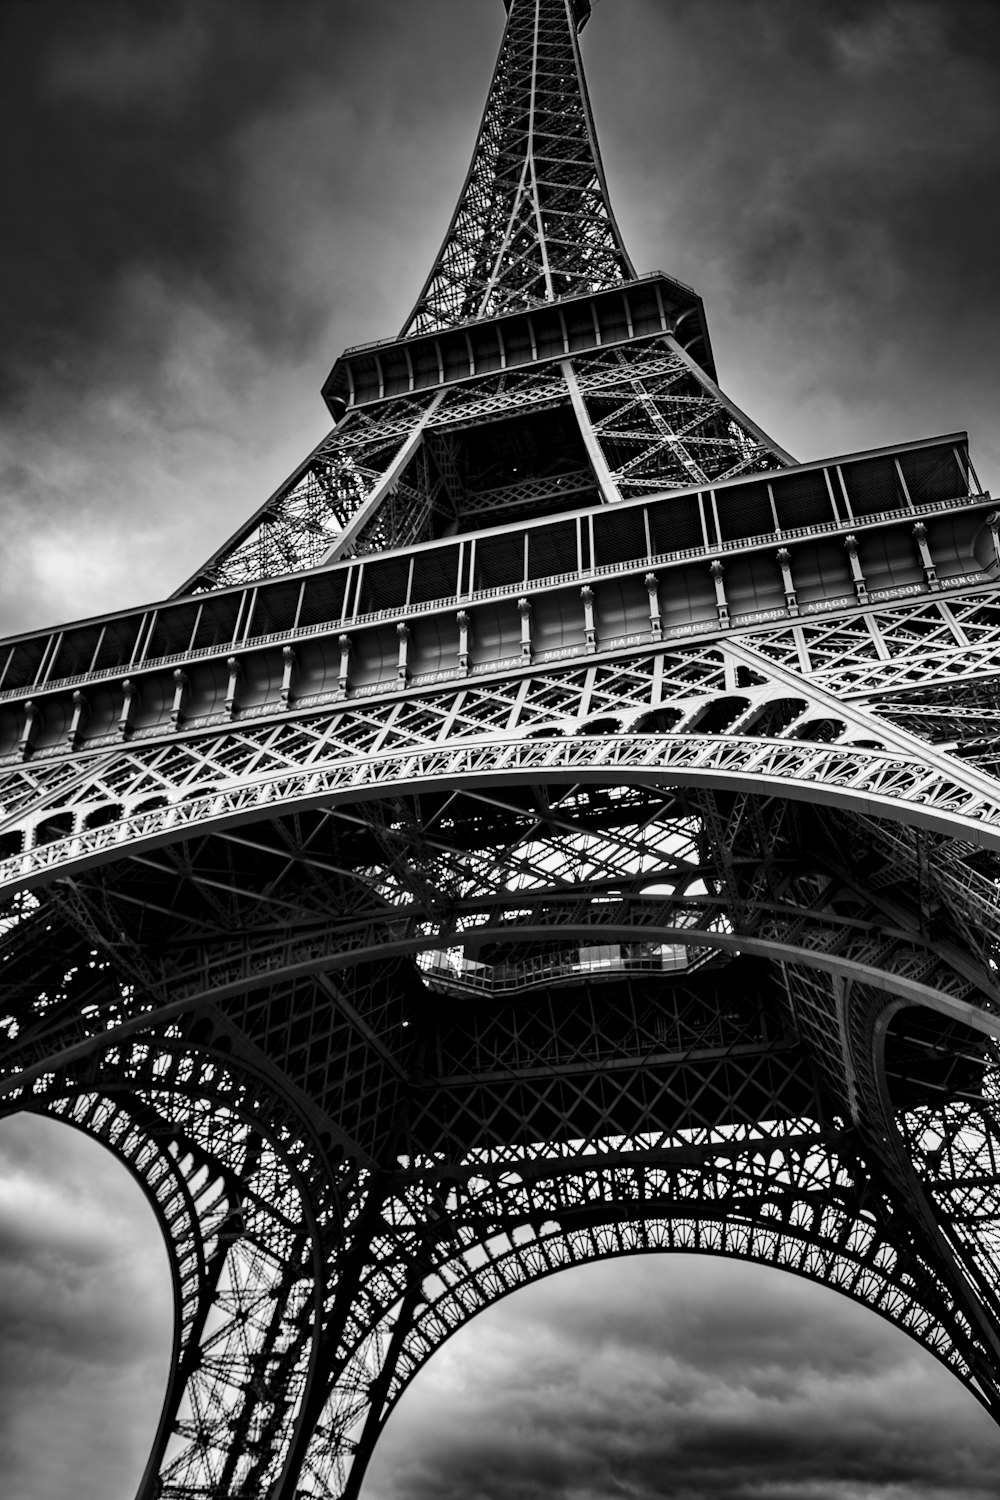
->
[9,606,1000,1104]
[190,334,784,591]
[312,1088,1000,1498]
[6,585,1000,845]
[30,1038,371,1500]
[11,599,1000,893]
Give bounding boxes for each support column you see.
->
[456,610,471,674]
[18,700,39,759]
[170,669,188,729]
[580,585,597,652]
[775,548,799,616]
[518,597,532,662]
[280,645,297,708]
[118,678,139,739]
[710,560,729,627]
[338,634,352,696]
[225,656,242,718]
[66,690,88,749]
[340,1282,424,1500]
[396,622,411,684]
[269,1170,401,1500]
[912,521,939,590]
[644,572,662,640]
[986,511,1000,571]
[561,360,623,504]
[844,535,869,604]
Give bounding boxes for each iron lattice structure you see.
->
[3,1,1000,1495]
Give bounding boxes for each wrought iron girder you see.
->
[811,805,1000,984]
[0,437,983,749]
[0,486,989,754]
[186,390,442,592]
[439,464,595,518]
[12,615,1000,885]
[44,1091,228,1385]
[775,956,1000,1356]
[579,343,781,490]
[900,1088,1000,1292]
[5,792,1000,1494]
[407,1041,814,1160]
[161,10,792,588]
[752,593,1000,699]
[9,726,1000,901]
[173,358,574,586]
[869,675,1000,757]
[7,700,1000,1120]
[5,849,995,1107]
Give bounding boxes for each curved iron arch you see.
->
[5,730,1000,898]
[301,1120,997,1500]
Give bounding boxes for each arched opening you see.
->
[524,725,567,739]
[744,696,809,737]
[84,803,124,831]
[686,695,750,734]
[787,715,846,743]
[0,829,21,859]
[132,795,171,815]
[632,706,684,734]
[0,1111,172,1500]
[575,716,622,736]
[367,1255,1000,1499]
[34,811,75,844]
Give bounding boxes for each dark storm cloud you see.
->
[367,1257,1000,1500]
[2,0,488,364]
[0,0,499,635]
[589,0,1000,481]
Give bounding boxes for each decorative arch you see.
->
[5,728,1000,899]
[295,1107,995,1500]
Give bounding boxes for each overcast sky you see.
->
[3,0,1000,1496]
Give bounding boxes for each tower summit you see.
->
[403,0,632,330]
[181,0,790,592]
[3,3,1000,1499]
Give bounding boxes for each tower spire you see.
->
[401,0,635,335]
[175,0,791,593]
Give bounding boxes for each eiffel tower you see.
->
[3,0,1000,1494]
